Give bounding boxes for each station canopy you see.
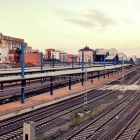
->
[108,48,118,55]
[132,55,138,64]
[105,54,117,60]
[96,49,109,55]
[105,48,118,60]
[124,56,132,61]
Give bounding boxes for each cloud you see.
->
[65,19,96,28]
[54,9,116,30]
[83,9,116,27]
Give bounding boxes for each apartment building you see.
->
[51,50,67,62]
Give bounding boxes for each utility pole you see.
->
[84,64,87,111]
[122,57,125,92]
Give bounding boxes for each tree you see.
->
[15,48,21,63]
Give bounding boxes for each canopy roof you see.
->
[118,52,126,60]
[109,48,118,55]
[132,55,138,63]
[96,49,109,55]
[105,54,117,60]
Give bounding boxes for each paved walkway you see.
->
[0,67,137,116]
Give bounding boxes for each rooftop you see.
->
[79,46,94,52]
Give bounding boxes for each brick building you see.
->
[0,32,27,63]
[45,49,55,59]
[9,49,20,62]
[67,54,78,62]
[24,53,41,66]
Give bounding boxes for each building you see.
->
[94,47,138,64]
[0,32,27,63]
[95,48,109,62]
[25,46,33,54]
[67,54,78,62]
[24,53,41,66]
[51,50,67,62]
[45,49,55,59]
[78,46,94,62]
[32,49,39,53]
[9,49,17,62]
[118,53,137,64]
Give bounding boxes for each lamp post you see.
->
[84,64,88,111]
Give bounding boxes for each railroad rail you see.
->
[0,72,139,140]
[65,87,140,140]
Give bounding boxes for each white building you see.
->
[0,47,9,62]
[51,50,67,62]
[25,46,33,54]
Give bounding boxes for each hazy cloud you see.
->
[55,9,116,30]
[65,19,96,28]
[83,9,116,27]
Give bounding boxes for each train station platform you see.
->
[0,64,105,76]
[0,64,131,83]
[0,66,137,121]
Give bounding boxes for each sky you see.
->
[0,0,140,57]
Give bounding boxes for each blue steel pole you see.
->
[104,55,105,68]
[21,44,25,104]
[82,73,84,86]
[100,57,102,66]
[21,44,25,77]
[41,52,43,70]
[50,76,53,95]
[72,54,74,68]
[94,52,96,64]
[79,57,80,66]
[82,52,84,71]
[115,57,116,67]
[69,76,71,90]
[52,55,54,67]
[89,56,91,66]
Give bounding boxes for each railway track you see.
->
[0,89,137,138]
[0,83,128,140]
[112,109,140,140]
[132,126,140,140]
[0,67,139,140]
[65,87,140,140]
